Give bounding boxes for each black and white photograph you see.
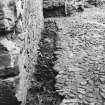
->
[0,0,105,105]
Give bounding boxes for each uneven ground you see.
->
[45,7,105,105]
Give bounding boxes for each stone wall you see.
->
[17,0,44,105]
[0,0,43,105]
[43,0,105,17]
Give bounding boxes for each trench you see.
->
[26,20,63,105]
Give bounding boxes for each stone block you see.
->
[0,43,11,68]
[0,66,20,79]
[0,53,19,69]
[0,54,11,68]
[0,43,9,54]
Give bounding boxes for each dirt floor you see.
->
[45,7,105,105]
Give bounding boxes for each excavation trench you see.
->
[26,20,63,105]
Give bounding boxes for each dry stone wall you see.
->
[0,0,23,105]
[21,0,44,105]
[0,0,43,105]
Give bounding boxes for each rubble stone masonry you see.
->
[0,0,43,105]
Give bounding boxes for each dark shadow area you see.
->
[26,21,64,105]
[0,81,21,105]
[0,66,20,79]
[43,6,65,18]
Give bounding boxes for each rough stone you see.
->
[0,0,22,32]
[99,91,105,98]
[80,80,87,86]
[0,53,11,68]
[0,0,43,105]
[0,81,21,105]
[0,66,19,79]
[78,88,86,94]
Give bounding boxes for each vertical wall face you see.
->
[0,0,43,105]
[16,0,44,105]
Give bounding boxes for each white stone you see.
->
[78,88,86,94]
[80,81,87,85]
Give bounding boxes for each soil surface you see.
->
[45,7,105,105]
